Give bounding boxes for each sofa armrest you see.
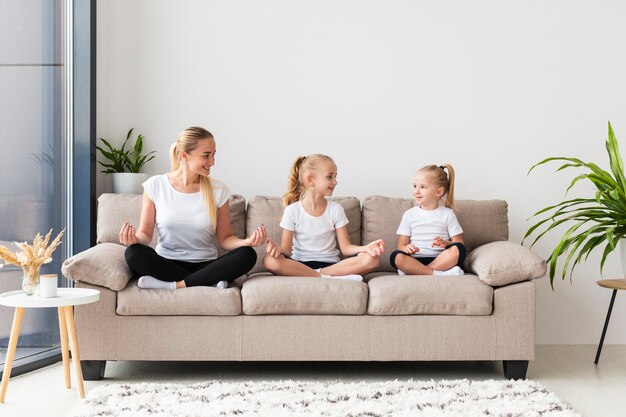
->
[463,241,546,287]
[61,243,133,291]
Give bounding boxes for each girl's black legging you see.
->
[124,244,257,287]
[389,242,467,270]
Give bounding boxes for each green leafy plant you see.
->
[96,128,156,173]
[524,122,626,289]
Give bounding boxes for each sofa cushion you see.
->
[464,241,547,286]
[241,275,368,315]
[61,243,133,291]
[96,193,246,249]
[246,196,362,274]
[367,275,493,316]
[117,281,242,316]
[362,196,509,271]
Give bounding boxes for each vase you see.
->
[22,265,42,296]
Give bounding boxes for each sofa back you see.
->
[96,193,508,273]
[362,196,509,271]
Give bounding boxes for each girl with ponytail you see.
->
[390,164,467,276]
[264,154,385,281]
[119,126,265,290]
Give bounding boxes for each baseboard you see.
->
[0,347,61,379]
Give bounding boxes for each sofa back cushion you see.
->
[96,193,246,250]
[246,196,362,274]
[362,196,508,272]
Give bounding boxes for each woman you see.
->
[120,126,265,290]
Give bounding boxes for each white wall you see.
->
[97,0,626,343]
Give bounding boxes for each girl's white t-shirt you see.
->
[279,201,349,263]
[396,205,463,258]
[143,174,230,262]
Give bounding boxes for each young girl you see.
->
[263,154,385,281]
[390,164,466,276]
[120,126,266,290]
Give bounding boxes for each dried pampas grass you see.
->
[0,229,65,277]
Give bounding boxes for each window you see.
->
[0,0,70,371]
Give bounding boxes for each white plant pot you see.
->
[111,173,148,194]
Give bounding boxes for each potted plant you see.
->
[524,122,626,288]
[96,128,156,194]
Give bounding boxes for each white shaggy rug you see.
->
[71,379,581,417]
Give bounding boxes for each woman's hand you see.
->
[119,222,139,246]
[432,236,451,248]
[245,225,267,247]
[403,243,419,254]
[365,239,385,257]
[265,239,281,258]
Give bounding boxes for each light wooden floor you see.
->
[1,345,624,417]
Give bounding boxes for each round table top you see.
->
[0,288,100,308]
[597,279,626,291]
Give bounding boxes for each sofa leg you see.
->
[81,360,106,381]
[502,360,528,380]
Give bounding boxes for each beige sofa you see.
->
[61,194,546,381]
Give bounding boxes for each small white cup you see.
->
[39,274,58,298]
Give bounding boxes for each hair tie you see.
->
[438,165,445,170]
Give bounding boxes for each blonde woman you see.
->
[120,126,265,290]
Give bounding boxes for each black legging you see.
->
[389,242,467,270]
[124,244,257,287]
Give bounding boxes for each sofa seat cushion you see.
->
[367,275,493,316]
[241,275,368,315]
[117,281,242,316]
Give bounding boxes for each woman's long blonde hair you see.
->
[283,154,335,206]
[419,163,456,209]
[170,127,218,231]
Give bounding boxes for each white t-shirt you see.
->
[143,174,230,262]
[279,201,349,263]
[396,205,463,258]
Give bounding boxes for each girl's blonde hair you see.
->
[283,154,335,206]
[418,163,456,209]
[170,126,218,231]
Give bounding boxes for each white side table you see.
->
[0,288,99,403]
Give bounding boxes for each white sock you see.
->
[214,280,228,289]
[397,269,406,276]
[138,275,176,290]
[433,266,464,276]
[326,274,363,282]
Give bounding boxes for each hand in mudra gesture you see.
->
[265,239,281,258]
[245,225,267,247]
[119,223,139,246]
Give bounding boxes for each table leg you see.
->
[64,306,85,399]
[58,306,71,388]
[0,307,25,403]
[595,289,617,364]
